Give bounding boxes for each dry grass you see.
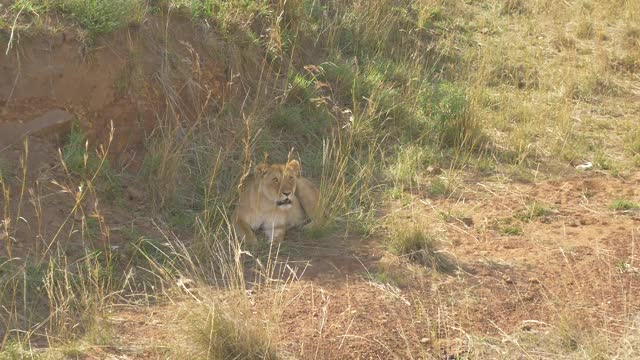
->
[1,0,640,358]
[469,1,639,173]
[387,224,457,273]
[0,129,123,353]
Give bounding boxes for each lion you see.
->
[232,159,321,247]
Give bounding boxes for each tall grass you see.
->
[0,132,124,352]
[0,118,292,356]
[2,0,639,357]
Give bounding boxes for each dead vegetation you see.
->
[0,0,639,358]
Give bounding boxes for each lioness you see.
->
[233,159,321,246]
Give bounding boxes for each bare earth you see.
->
[1,6,639,358]
[102,171,640,359]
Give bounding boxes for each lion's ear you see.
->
[287,159,301,176]
[255,163,269,176]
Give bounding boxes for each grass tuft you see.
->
[49,0,142,40]
[502,225,523,236]
[501,0,529,15]
[576,18,595,39]
[62,124,121,200]
[388,225,456,273]
[609,199,640,211]
[516,202,552,222]
[387,144,433,191]
[625,129,640,156]
[187,304,278,360]
[422,81,482,149]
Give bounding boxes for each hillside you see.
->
[1,0,639,358]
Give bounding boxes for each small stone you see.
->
[575,162,593,171]
[420,337,430,344]
[461,217,474,227]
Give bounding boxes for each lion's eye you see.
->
[288,176,294,182]
[272,177,279,183]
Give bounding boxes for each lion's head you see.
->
[255,160,301,209]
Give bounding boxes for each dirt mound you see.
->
[0,17,227,159]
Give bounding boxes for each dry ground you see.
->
[100,171,640,359]
[1,0,640,359]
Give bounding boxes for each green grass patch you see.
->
[46,0,143,40]
[421,81,482,149]
[609,199,640,211]
[168,0,270,37]
[515,202,552,222]
[62,124,122,201]
[501,225,523,236]
[0,340,48,359]
[428,178,449,198]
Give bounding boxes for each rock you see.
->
[0,110,73,150]
[575,162,593,171]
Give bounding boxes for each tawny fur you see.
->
[232,160,321,246]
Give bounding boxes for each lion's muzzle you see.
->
[276,198,292,208]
